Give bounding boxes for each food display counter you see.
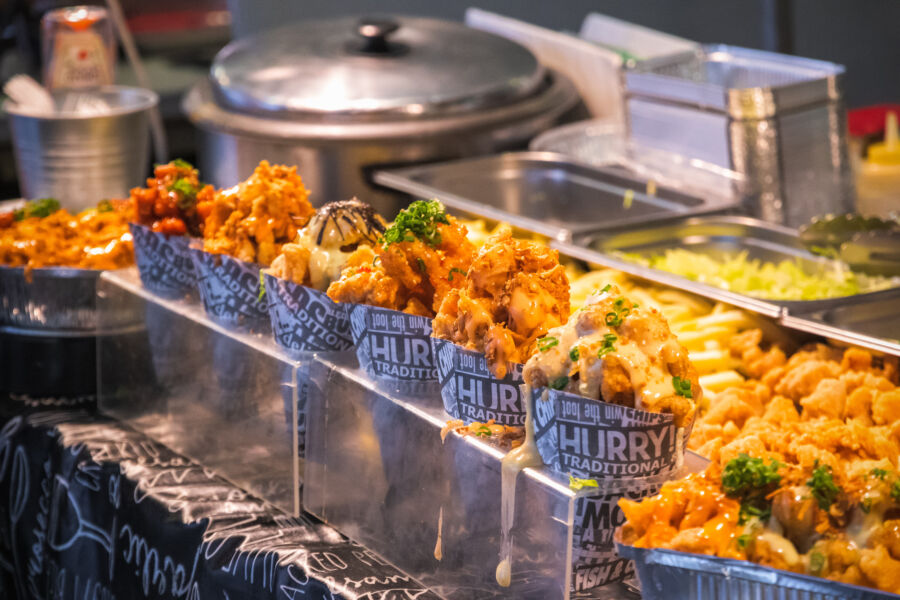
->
[2,8,900,600]
[83,201,897,599]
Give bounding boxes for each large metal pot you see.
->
[183,16,580,216]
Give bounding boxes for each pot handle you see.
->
[351,18,407,56]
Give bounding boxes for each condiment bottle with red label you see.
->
[41,5,116,90]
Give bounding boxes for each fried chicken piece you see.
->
[761,365,788,389]
[200,161,314,266]
[327,201,474,317]
[599,355,637,408]
[729,329,787,379]
[871,520,900,561]
[729,328,762,358]
[667,527,723,556]
[700,382,770,435]
[762,395,800,424]
[872,389,900,426]
[815,538,863,580]
[378,219,473,313]
[719,434,769,465]
[131,160,213,237]
[326,246,402,310]
[691,435,725,462]
[842,347,874,373]
[774,360,842,401]
[523,286,700,427]
[432,226,568,377]
[846,421,900,467]
[793,442,840,472]
[800,378,846,419]
[845,386,875,425]
[828,565,870,587]
[785,344,842,368]
[270,244,311,286]
[748,346,788,380]
[701,390,758,429]
[858,545,900,592]
[466,228,517,301]
[841,370,896,395]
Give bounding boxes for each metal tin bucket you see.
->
[5,86,157,212]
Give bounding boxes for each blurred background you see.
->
[0,0,897,198]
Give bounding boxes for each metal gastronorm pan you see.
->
[781,296,900,356]
[374,151,738,241]
[558,215,900,317]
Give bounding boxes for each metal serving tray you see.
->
[560,216,900,318]
[374,152,737,242]
[782,296,900,357]
[625,44,845,119]
[617,542,898,600]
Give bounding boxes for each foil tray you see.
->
[616,542,899,600]
[561,215,900,317]
[374,152,738,242]
[0,265,141,330]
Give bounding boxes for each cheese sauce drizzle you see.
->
[434,506,443,561]
[496,384,543,587]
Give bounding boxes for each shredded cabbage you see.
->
[622,249,900,301]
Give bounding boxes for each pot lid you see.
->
[209,16,546,119]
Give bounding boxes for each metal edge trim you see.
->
[702,43,847,77]
[780,313,900,357]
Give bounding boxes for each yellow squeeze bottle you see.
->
[857,111,900,217]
